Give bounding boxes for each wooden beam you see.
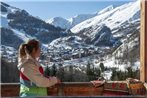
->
[140,0,147,82]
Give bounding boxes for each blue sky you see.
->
[4,0,137,21]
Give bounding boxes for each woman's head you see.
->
[18,39,40,59]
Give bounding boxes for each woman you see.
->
[17,39,60,97]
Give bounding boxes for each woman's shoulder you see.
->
[23,58,36,67]
[18,56,40,69]
[17,58,35,70]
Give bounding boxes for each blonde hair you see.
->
[18,39,40,58]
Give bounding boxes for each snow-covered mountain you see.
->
[1,2,69,49]
[69,14,96,28]
[75,24,121,47]
[0,2,21,28]
[47,17,71,29]
[71,0,140,36]
[46,14,96,29]
[67,0,140,74]
[97,5,114,15]
[49,36,84,50]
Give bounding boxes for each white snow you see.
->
[1,45,16,51]
[11,28,35,41]
[49,37,72,50]
[103,71,112,80]
[133,61,140,70]
[1,2,21,14]
[0,2,21,28]
[71,1,140,33]
[49,36,82,50]
[1,45,17,56]
[102,57,126,71]
[98,5,114,15]
[47,17,71,29]
[46,14,96,29]
[69,14,96,27]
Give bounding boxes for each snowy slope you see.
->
[71,0,140,34]
[11,28,35,42]
[97,5,114,15]
[1,2,67,47]
[103,28,140,72]
[46,4,119,30]
[1,2,21,14]
[1,2,33,42]
[69,14,96,28]
[0,2,20,27]
[47,17,71,29]
[49,36,83,50]
[1,45,17,55]
[46,14,96,29]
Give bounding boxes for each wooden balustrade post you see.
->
[57,83,64,96]
[140,0,147,82]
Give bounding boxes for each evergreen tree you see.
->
[86,61,95,81]
[127,66,133,78]
[94,67,101,79]
[68,65,73,82]
[50,64,57,76]
[86,61,91,75]
[99,62,105,72]
[1,58,19,83]
[135,67,140,79]
[44,66,50,77]
[111,68,117,80]
[56,63,65,82]
[117,70,126,80]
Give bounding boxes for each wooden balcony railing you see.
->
[2,81,144,97]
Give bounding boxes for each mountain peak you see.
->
[47,17,68,24]
[1,2,21,13]
[47,14,96,30]
[97,5,114,15]
[1,2,10,7]
[46,17,71,29]
[50,17,67,20]
[71,0,140,33]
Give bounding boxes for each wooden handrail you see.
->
[1,82,130,97]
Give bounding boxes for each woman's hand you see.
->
[57,78,61,84]
[49,77,61,84]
